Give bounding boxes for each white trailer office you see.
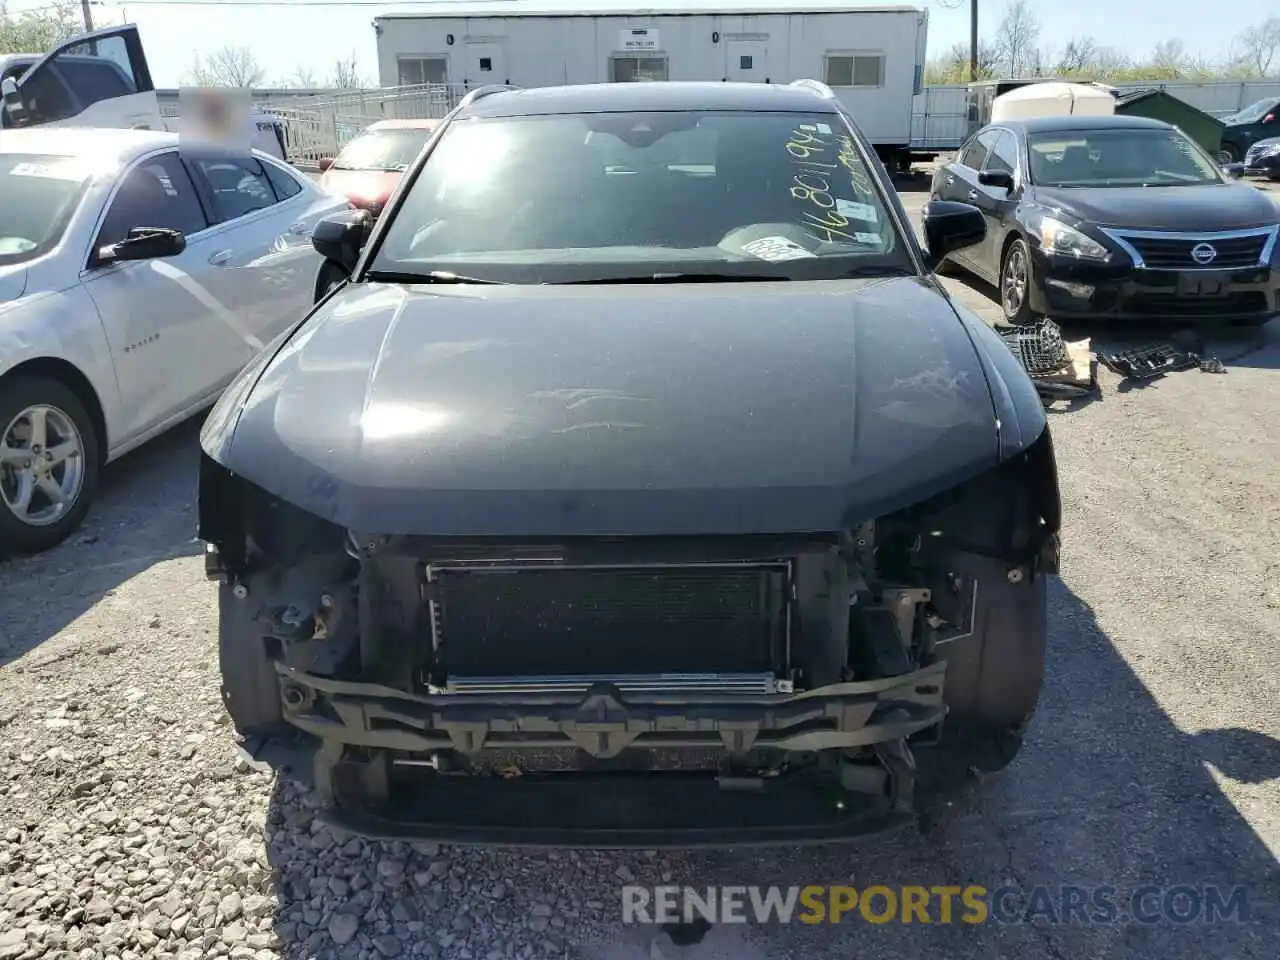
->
[373,1,929,165]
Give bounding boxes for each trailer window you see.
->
[825,55,884,88]
[397,57,448,86]
[610,57,669,83]
[371,110,909,283]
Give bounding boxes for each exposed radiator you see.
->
[436,673,790,696]
[426,562,790,679]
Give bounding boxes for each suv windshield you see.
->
[1027,128,1222,188]
[0,154,92,265]
[370,110,910,283]
[332,128,435,172]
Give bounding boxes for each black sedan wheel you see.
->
[1217,144,1241,164]
[1000,238,1036,326]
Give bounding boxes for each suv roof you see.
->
[456,81,843,119]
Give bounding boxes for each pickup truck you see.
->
[1,24,287,160]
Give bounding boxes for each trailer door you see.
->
[464,39,508,86]
[725,40,769,82]
[7,25,161,131]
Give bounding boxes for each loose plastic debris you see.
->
[1097,343,1226,381]
[997,319,1099,402]
[997,319,1071,375]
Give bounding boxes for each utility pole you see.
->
[81,0,94,31]
[969,0,979,82]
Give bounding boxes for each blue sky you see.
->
[18,0,1278,87]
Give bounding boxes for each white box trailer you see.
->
[373,0,929,166]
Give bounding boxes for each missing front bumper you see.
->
[246,662,949,847]
[275,660,947,758]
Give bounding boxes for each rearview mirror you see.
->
[921,200,986,272]
[978,168,1014,191]
[1,76,28,127]
[312,210,372,275]
[95,227,186,265]
[1221,162,1244,179]
[317,157,333,172]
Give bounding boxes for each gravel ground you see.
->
[1,183,1278,960]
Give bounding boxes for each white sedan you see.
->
[0,127,352,553]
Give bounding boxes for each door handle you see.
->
[208,249,233,266]
[968,190,979,201]
[287,222,310,237]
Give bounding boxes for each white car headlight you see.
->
[1039,217,1110,261]
[1257,142,1280,159]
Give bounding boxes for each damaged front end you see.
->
[199,428,1060,847]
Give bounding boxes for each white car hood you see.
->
[0,265,28,304]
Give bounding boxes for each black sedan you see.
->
[1243,136,1280,181]
[933,115,1280,326]
[197,79,1061,847]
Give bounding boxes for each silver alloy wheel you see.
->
[0,403,86,527]
[1002,244,1028,319]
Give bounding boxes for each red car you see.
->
[317,119,439,216]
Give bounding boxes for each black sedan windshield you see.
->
[1027,128,1222,188]
[370,110,910,282]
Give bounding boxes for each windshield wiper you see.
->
[365,269,507,285]
[557,272,793,284]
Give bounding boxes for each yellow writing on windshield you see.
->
[837,135,875,199]
[786,124,874,244]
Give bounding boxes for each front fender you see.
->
[948,300,1047,461]
[0,285,122,450]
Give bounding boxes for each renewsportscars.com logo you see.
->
[622,885,1253,926]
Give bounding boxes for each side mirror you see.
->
[921,200,986,272]
[312,210,372,275]
[317,157,334,172]
[95,227,186,266]
[1221,162,1245,180]
[977,168,1014,191]
[1,76,28,127]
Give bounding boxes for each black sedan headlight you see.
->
[1038,217,1110,261]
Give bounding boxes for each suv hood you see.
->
[1033,182,1279,231]
[204,276,1002,537]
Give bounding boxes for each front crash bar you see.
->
[273,660,948,759]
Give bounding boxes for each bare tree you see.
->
[1054,36,1100,74]
[284,66,320,89]
[993,0,1043,77]
[925,40,1000,83]
[185,45,267,88]
[330,53,364,89]
[1093,47,1134,75]
[1231,17,1280,77]
[0,2,82,54]
[1150,38,1191,77]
